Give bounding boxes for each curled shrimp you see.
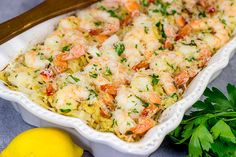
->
[61,45,86,61]
[176,18,230,50]
[129,117,155,135]
[100,84,118,96]
[159,72,177,95]
[52,54,68,74]
[174,68,199,87]
[138,92,161,105]
[77,8,120,36]
[123,0,140,17]
[52,84,90,113]
[24,50,50,69]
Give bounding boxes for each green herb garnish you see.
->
[156,22,167,39]
[105,66,112,76]
[60,109,71,113]
[114,43,125,56]
[151,74,159,85]
[69,75,80,82]
[89,73,98,78]
[121,58,127,63]
[62,44,72,52]
[169,84,236,157]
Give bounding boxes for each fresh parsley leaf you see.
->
[211,120,236,143]
[169,84,236,157]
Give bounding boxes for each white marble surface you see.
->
[1,0,236,157]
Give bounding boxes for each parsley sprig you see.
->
[169,84,236,157]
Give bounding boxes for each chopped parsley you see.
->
[60,109,71,113]
[62,44,72,52]
[112,119,118,127]
[151,74,159,85]
[37,53,45,60]
[182,40,197,46]
[130,108,139,114]
[114,43,125,56]
[141,0,149,7]
[121,57,127,63]
[156,21,167,39]
[89,73,98,78]
[198,11,207,18]
[143,103,150,108]
[94,21,102,27]
[171,93,178,99]
[47,56,53,62]
[220,18,227,25]
[66,102,72,106]
[105,66,112,76]
[87,89,98,100]
[68,75,80,82]
[185,57,196,62]
[144,26,149,34]
[152,2,176,16]
[107,10,120,19]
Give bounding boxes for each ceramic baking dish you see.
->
[0,13,236,157]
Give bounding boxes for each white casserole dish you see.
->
[0,13,236,157]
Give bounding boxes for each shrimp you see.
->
[197,48,212,67]
[116,86,144,119]
[40,69,54,82]
[159,72,177,95]
[24,50,51,69]
[61,45,86,61]
[129,117,155,135]
[52,53,68,74]
[217,0,236,17]
[176,18,230,50]
[46,83,57,96]
[123,15,160,67]
[149,51,184,73]
[52,84,90,113]
[99,91,115,110]
[123,0,140,17]
[141,103,161,118]
[57,16,80,30]
[183,0,216,13]
[100,84,117,96]
[99,0,120,9]
[113,109,136,134]
[77,8,120,36]
[130,72,153,92]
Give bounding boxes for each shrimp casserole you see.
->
[1,0,236,142]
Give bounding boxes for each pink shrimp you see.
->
[61,45,86,61]
[129,117,155,135]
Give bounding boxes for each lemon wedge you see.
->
[1,128,83,157]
